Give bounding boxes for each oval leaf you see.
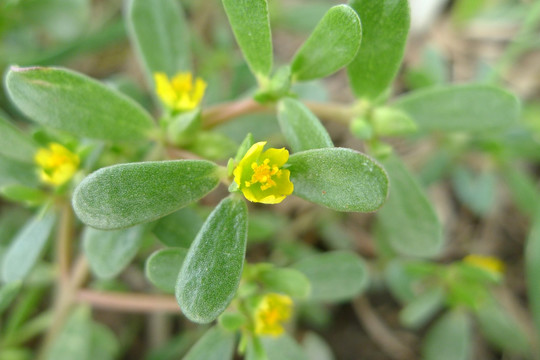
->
[1,211,56,283]
[376,155,443,257]
[347,0,410,99]
[288,148,388,212]
[83,225,146,279]
[145,248,187,293]
[183,326,236,360]
[6,66,154,141]
[393,85,520,132]
[126,0,191,84]
[291,4,361,81]
[72,160,219,230]
[222,0,273,78]
[0,115,37,163]
[277,97,333,152]
[176,196,248,323]
[475,297,530,354]
[293,251,368,303]
[422,311,472,360]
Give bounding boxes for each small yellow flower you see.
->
[233,142,293,204]
[254,293,293,336]
[463,254,505,275]
[154,71,207,112]
[34,143,79,186]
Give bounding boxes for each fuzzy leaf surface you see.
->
[288,148,388,212]
[347,0,410,99]
[73,160,219,230]
[6,66,154,141]
[291,5,361,81]
[393,85,520,132]
[176,196,247,323]
[222,0,272,77]
[277,97,333,153]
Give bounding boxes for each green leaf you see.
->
[400,287,444,329]
[258,267,311,298]
[83,225,146,279]
[47,307,91,360]
[1,211,56,283]
[503,167,540,216]
[1,185,47,206]
[152,207,204,248]
[183,327,236,360]
[0,281,22,314]
[376,155,443,257]
[126,0,191,86]
[288,148,388,212]
[0,116,37,163]
[302,332,335,360]
[6,66,154,141]
[347,0,410,99]
[218,312,247,332]
[222,0,273,78]
[384,260,421,303]
[293,251,368,303]
[88,323,119,360]
[526,211,540,335]
[422,311,472,360]
[451,166,496,216]
[262,334,309,360]
[0,156,39,188]
[291,5,361,82]
[393,85,520,132]
[176,196,248,323]
[72,160,220,230]
[277,98,333,153]
[145,248,187,293]
[475,297,530,354]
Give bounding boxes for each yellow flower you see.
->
[233,142,293,204]
[463,254,505,275]
[34,143,79,186]
[254,293,293,336]
[154,71,207,112]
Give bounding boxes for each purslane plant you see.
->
[0,0,534,358]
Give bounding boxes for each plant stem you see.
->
[201,98,355,129]
[75,290,179,313]
[202,98,271,129]
[57,202,73,286]
[36,254,89,359]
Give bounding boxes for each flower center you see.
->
[245,158,282,191]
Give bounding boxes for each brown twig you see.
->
[201,98,355,129]
[352,297,416,360]
[202,98,270,129]
[76,290,180,313]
